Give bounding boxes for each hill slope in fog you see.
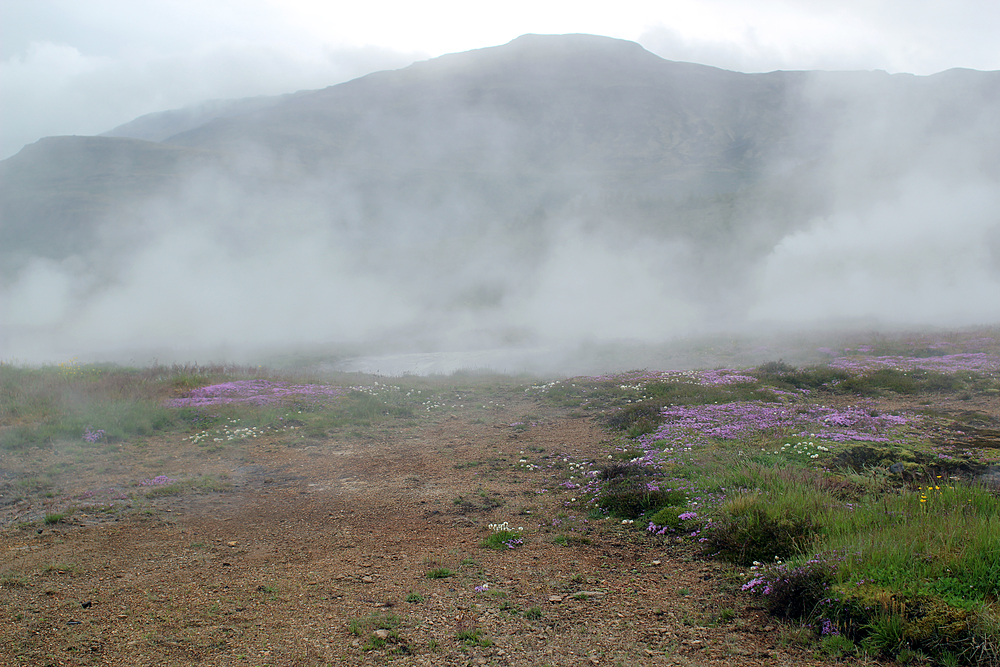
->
[2,34,1000,360]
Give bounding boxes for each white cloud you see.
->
[639,0,1000,74]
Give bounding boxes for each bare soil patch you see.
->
[3,388,996,666]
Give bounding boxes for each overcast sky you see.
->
[2,0,999,160]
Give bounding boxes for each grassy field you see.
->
[2,330,1000,665]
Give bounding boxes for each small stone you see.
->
[651,560,661,566]
[227,541,237,547]
[548,595,564,603]
[361,576,374,583]
[373,629,390,639]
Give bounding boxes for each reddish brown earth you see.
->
[2,388,997,667]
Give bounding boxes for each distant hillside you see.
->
[101,95,292,143]
[2,33,999,356]
[5,35,999,269]
[0,136,210,265]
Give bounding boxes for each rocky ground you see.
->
[2,379,997,667]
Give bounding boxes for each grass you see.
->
[348,612,405,652]
[0,571,28,588]
[426,567,453,579]
[140,474,232,497]
[581,353,1000,666]
[0,361,426,454]
[481,530,523,550]
[3,342,1000,664]
[456,627,493,647]
[0,363,191,451]
[348,612,400,636]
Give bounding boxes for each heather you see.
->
[164,379,351,407]
[565,345,1000,665]
[3,332,1000,664]
[0,361,417,451]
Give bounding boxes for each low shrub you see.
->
[647,506,698,533]
[482,530,523,550]
[702,492,818,565]
[426,567,453,579]
[597,482,685,519]
[596,461,652,482]
[742,555,836,618]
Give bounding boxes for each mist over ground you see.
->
[2,35,999,373]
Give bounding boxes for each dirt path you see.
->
[0,392,905,666]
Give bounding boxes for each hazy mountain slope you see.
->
[5,33,998,270]
[2,34,999,361]
[0,136,210,269]
[162,34,797,181]
[101,95,292,143]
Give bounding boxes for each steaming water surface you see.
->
[327,348,560,376]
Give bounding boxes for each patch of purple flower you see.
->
[829,353,999,375]
[83,426,105,443]
[638,401,911,449]
[139,475,176,486]
[166,380,353,407]
[742,555,837,618]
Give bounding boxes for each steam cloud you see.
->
[3,47,1000,370]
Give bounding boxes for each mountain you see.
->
[101,95,292,143]
[5,34,999,268]
[2,34,1000,359]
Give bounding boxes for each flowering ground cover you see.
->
[165,379,354,407]
[2,331,1000,666]
[538,353,1000,665]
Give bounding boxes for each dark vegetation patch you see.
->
[595,462,686,518]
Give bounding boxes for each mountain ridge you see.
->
[2,33,999,349]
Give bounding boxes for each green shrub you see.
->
[597,484,685,519]
[648,506,696,531]
[819,633,856,659]
[744,556,836,618]
[426,567,453,579]
[456,628,493,647]
[595,463,686,518]
[702,492,818,565]
[861,612,909,656]
[481,530,523,550]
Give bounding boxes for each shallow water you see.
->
[325,347,562,376]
